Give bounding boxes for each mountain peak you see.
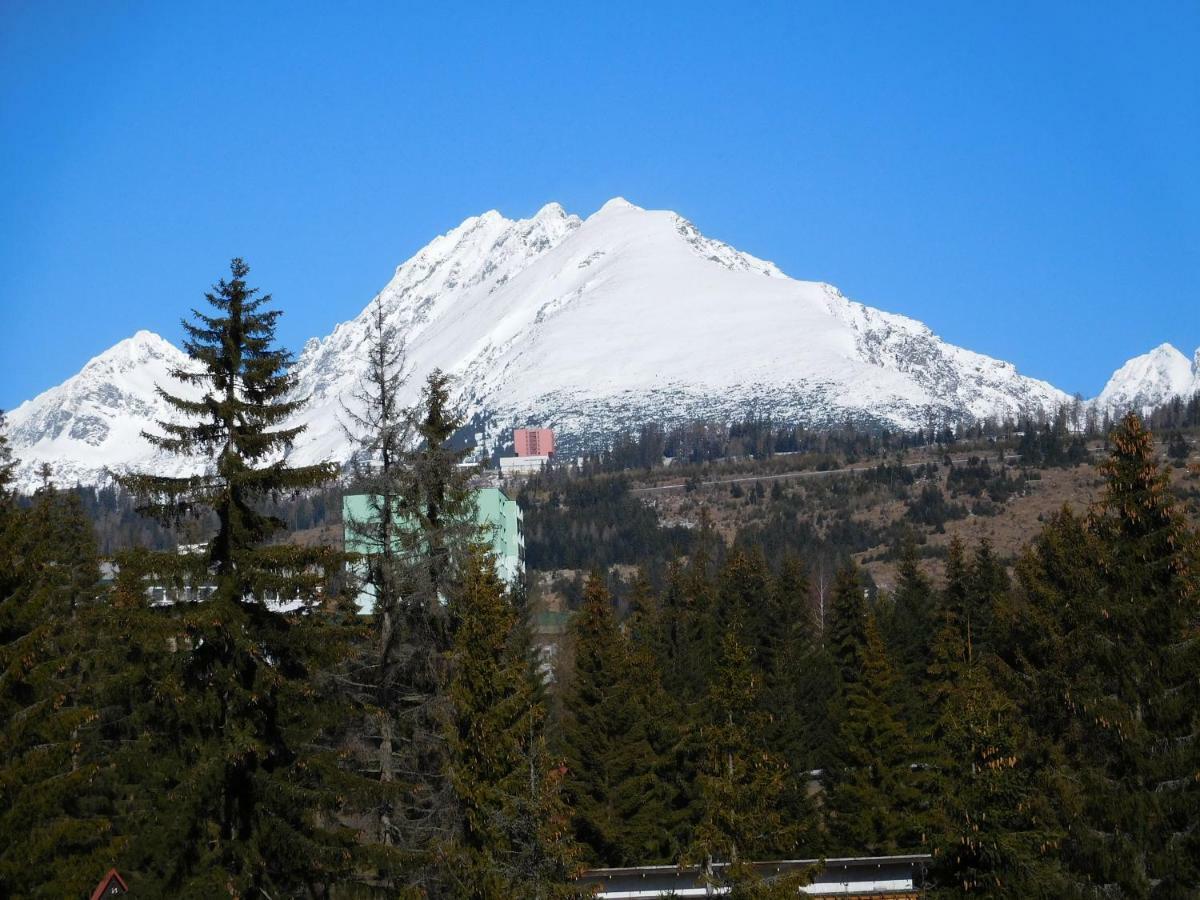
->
[84,330,181,371]
[596,196,641,214]
[533,201,568,220]
[1148,341,1186,359]
[1097,342,1195,413]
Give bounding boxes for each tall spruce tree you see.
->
[826,564,869,690]
[748,555,822,855]
[623,568,699,859]
[816,563,870,771]
[693,618,803,880]
[716,548,772,667]
[443,547,583,899]
[925,540,1063,896]
[1077,413,1198,895]
[825,614,925,856]
[388,369,477,886]
[0,481,127,897]
[1009,413,1200,896]
[886,535,935,693]
[927,650,1063,896]
[560,574,673,866]
[115,258,360,893]
[966,539,1005,653]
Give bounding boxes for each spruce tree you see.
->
[1078,413,1199,894]
[115,258,359,893]
[925,540,1063,896]
[693,619,802,879]
[824,614,924,856]
[826,564,869,690]
[443,547,583,899]
[756,556,821,853]
[388,368,478,882]
[560,574,673,866]
[678,507,722,696]
[884,536,937,737]
[623,568,699,859]
[815,563,869,772]
[966,538,1005,655]
[886,535,935,693]
[0,482,126,897]
[716,548,772,667]
[927,653,1063,896]
[1009,414,1200,896]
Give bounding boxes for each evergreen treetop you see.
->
[112,258,360,894]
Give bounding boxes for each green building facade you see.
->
[342,486,524,613]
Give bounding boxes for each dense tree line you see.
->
[549,411,1200,896]
[518,475,695,571]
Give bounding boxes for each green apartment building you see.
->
[342,486,524,613]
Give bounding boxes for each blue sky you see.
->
[2,1,1197,410]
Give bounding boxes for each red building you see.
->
[514,428,554,457]
[91,869,129,899]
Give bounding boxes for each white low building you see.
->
[499,454,549,477]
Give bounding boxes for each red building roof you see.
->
[90,868,129,900]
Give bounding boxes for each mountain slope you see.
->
[8,198,1085,490]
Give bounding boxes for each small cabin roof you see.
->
[90,868,129,900]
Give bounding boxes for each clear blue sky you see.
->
[2,1,1197,410]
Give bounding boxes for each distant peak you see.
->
[114,329,173,353]
[1147,341,1185,358]
[597,197,642,213]
[79,330,180,374]
[533,201,567,219]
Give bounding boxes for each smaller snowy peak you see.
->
[1096,343,1194,414]
[596,196,641,213]
[91,329,178,361]
[5,329,198,492]
[532,201,568,220]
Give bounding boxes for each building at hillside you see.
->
[342,486,524,613]
[514,427,555,457]
[576,854,929,898]
[499,454,550,477]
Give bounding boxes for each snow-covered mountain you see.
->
[5,331,201,489]
[3,197,1126,491]
[1095,343,1200,416]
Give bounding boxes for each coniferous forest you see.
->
[2,260,1199,898]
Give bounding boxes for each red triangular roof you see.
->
[90,868,128,900]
